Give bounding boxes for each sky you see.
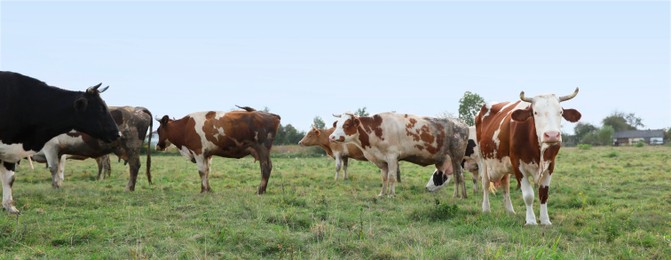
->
[1,0,669,135]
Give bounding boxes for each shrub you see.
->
[578,144,592,150]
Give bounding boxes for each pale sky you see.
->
[1,0,669,134]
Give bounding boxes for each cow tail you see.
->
[145,108,153,184]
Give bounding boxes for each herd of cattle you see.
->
[0,71,580,226]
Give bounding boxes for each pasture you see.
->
[1,146,670,259]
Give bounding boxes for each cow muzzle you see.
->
[542,131,561,144]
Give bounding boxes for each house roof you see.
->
[613,130,665,139]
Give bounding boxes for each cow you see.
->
[155,106,281,194]
[0,71,120,214]
[298,126,401,182]
[31,106,153,191]
[425,126,480,195]
[329,112,469,197]
[475,88,581,225]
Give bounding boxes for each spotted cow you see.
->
[0,71,120,214]
[476,88,581,225]
[31,106,153,191]
[298,126,401,182]
[329,112,469,197]
[156,106,281,194]
[425,126,479,196]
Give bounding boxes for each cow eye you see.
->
[534,111,538,115]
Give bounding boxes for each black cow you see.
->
[0,71,120,214]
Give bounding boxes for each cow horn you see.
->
[558,87,579,102]
[332,114,341,118]
[154,116,162,122]
[86,83,103,94]
[519,91,533,103]
[98,86,109,93]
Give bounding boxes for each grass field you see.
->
[1,146,670,259]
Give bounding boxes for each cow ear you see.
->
[315,130,321,136]
[353,118,360,127]
[562,108,582,122]
[160,115,170,125]
[511,108,532,122]
[74,97,88,112]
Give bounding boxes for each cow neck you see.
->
[355,116,375,149]
[319,128,335,157]
[23,89,83,152]
[167,117,191,150]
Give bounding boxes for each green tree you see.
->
[665,128,671,143]
[574,122,598,142]
[580,125,614,146]
[355,107,369,117]
[458,91,485,126]
[312,116,326,129]
[602,111,643,132]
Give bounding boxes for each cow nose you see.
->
[543,131,560,143]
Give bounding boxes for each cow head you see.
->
[298,126,321,146]
[329,113,359,143]
[511,87,582,145]
[155,115,173,151]
[425,169,451,192]
[73,84,120,143]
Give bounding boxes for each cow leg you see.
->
[502,174,515,214]
[387,159,399,197]
[195,155,212,193]
[452,159,467,199]
[470,169,479,193]
[520,175,538,225]
[257,147,272,194]
[125,153,141,192]
[334,155,342,180]
[342,157,349,180]
[376,162,389,197]
[539,174,553,226]
[96,155,111,180]
[1,162,19,214]
[480,164,491,213]
[53,154,67,188]
[96,156,104,180]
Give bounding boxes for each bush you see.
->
[635,141,645,148]
[578,144,592,150]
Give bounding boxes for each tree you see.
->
[665,128,671,143]
[580,125,614,146]
[355,107,369,117]
[274,124,306,145]
[312,116,325,129]
[458,91,485,126]
[602,111,643,132]
[574,122,598,142]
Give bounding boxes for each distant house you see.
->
[613,130,665,145]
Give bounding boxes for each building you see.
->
[613,129,665,146]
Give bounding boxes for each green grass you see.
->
[1,146,670,258]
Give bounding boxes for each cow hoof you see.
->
[3,204,19,215]
[541,222,553,226]
[524,222,538,226]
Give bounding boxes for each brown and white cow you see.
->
[155,106,281,194]
[32,106,153,191]
[298,126,366,180]
[298,126,401,182]
[425,126,479,195]
[476,88,581,225]
[329,112,469,197]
